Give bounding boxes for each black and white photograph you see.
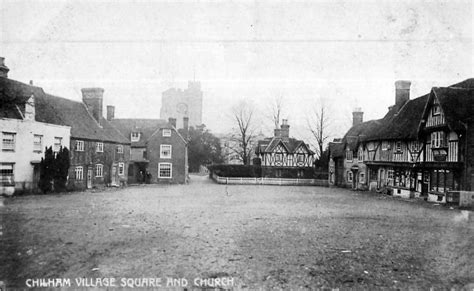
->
[0,0,473,289]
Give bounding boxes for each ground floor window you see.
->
[95,164,103,177]
[347,171,353,182]
[0,163,14,184]
[429,169,458,193]
[359,172,365,184]
[387,169,394,186]
[75,166,83,180]
[158,163,172,178]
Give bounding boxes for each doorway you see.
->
[87,168,93,189]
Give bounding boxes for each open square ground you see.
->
[0,175,472,289]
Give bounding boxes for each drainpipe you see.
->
[460,120,468,191]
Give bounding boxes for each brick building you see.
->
[110,113,189,184]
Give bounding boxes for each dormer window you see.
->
[395,141,402,152]
[432,103,440,116]
[345,149,353,161]
[431,131,447,148]
[131,132,140,142]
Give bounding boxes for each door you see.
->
[111,165,117,186]
[32,164,40,192]
[87,168,93,189]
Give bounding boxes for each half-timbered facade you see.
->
[330,78,474,202]
[255,119,315,178]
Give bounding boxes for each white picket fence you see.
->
[211,173,328,186]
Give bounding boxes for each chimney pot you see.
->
[0,57,10,78]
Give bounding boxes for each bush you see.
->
[208,164,328,179]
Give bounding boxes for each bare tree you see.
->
[230,100,257,165]
[266,95,285,129]
[307,97,332,159]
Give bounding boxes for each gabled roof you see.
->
[328,141,345,158]
[419,87,474,133]
[110,118,186,147]
[0,77,44,119]
[256,136,314,155]
[1,76,129,144]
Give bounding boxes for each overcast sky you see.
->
[1,0,472,145]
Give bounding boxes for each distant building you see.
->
[160,81,203,129]
[110,114,189,184]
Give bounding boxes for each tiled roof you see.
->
[328,141,345,158]
[110,118,171,147]
[256,136,314,155]
[1,77,129,144]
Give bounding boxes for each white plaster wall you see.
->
[0,118,70,188]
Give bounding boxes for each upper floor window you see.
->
[275,153,283,162]
[432,103,440,116]
[2,132,16,152]
[131,132,140,142]
[76,140,84,152]
[54,137,62,153]
[345,150,353,161]
[358,148,364,161]
[431,131,447,148]
[96,142,104,153]
[160,145,172,159]
[297,154,305,163]
[33,134,43,152]
[395,141,402,152]
[117,145,123,154]
[163,129,172,137]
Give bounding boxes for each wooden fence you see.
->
[211,173,328,186]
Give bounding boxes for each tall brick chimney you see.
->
[274,128,281,138]
[0,57,10,78]
[106,105,115,121]
[352,108,363,126]
[395,80,411,107]
[183,116,189,135]
[81,88,104,123]
[280,119,290,142]
[168,117,177,128]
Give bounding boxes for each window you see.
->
[347,171,353,182]
[0,163,14,185]
[2,132,16,151]
[95,164,103,177]
[163,129,172,137]
[54,137,62,152]
[396,141,402,152]
[118,162,124,176]
[287,154,294,166]
[96,142,104,152]
[432,103,440,116]
[76,140,84,152]
[117,145,123,154]
[160,145,172,159]
[431,131,447,148]
[387,170,394,186]
[75,167,83,180]
[346,150,353,161]
[158,163,172,178]
[33,135,43,152]
[358,148,364,161]
[297,154,305,163]
[131,132,140,142]
[275,153,283,162]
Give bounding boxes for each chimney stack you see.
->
[183,117,189,137]
[168,117,177,128]
[395,80,411,107]
[280,119,290,141]
[81,88,104,123]
[352,107,364,126]
[274,128,281,138]
[106,105,115,121]
[0,57,10,78]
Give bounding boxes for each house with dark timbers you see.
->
[255,119,315,178]
[329,79,474,203]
